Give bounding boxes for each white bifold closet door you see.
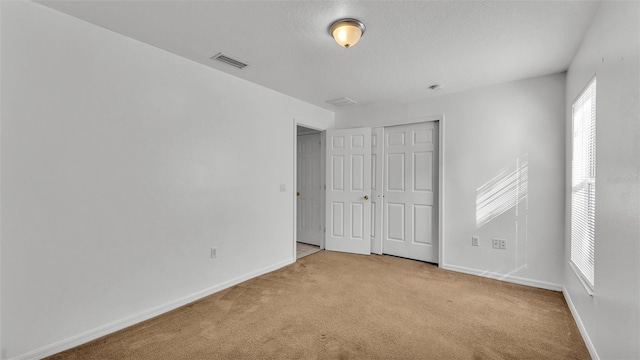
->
[382,122,438,263]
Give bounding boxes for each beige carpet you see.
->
[47,251,590,359]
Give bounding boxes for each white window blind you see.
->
[571,78,596,291]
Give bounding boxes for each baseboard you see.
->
[562,287,599,360]
[440,264,564,291]
[10,258,295,360]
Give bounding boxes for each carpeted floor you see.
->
[47,251,590,359]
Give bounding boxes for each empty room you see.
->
[1,1,639,359]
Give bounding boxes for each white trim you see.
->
[438,116,445,266]
[0,1,3,353]
[441,264,563,291]
[293,119,298,259]
[563,287,599,360]
[569,261,595,296]
[9,259,295,360]
[319,131,326,249]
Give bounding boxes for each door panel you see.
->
[387,153,405,190]
[325,128,371,255]
[297,133,322,246]
[413,205,431,244]
[387,203,405,241]
[351,155,364,191]
[331,202,344,237]
[383,122,438,263]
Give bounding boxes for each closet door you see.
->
[383,122,438,263]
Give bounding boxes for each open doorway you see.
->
[295,124,325,259]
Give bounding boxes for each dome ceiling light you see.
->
[329,18,366,48]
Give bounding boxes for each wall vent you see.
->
[211,52,248,69]
[325,97,357,107]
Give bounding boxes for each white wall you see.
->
[564,2,640,359]
[0,2,333,359]
[336,73,567,289]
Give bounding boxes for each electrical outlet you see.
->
[210,247,217,259]
[472,236,479,246]
[492,239,507,250]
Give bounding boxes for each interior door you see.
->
[325,127,372,255]
[383,122,439,263]
[297,133,322,246]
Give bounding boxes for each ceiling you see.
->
[36,0,600,111]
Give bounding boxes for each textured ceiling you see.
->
[36,0,599,111]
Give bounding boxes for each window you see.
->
[571,77,596,293]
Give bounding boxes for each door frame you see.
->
[293,118,326,260]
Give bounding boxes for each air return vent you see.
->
[211,53,248,69]
[325,97,357,107]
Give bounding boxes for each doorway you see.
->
[295,125,324,259]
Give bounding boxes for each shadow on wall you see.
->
[476,154,529,278]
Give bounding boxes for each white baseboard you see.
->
[562,287,599,360]
[11,258,295,360]
[440,263,564,291]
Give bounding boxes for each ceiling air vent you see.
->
[211,52,248,69]
[326,97,357,107]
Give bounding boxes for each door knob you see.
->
[364,195,369,200]
[296,191,300,196]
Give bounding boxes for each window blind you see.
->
[571,78,596,290]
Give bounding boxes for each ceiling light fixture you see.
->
[329,18,366,48]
